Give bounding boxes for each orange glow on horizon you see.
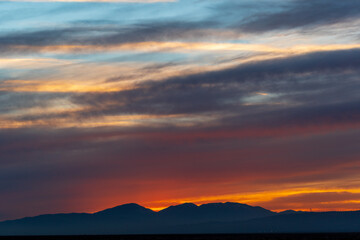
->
[73,175,360,214]
[86,188,360,214]
[141,191,360,213]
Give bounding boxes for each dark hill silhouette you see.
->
[158,202,274,224]
[95,203,155,219]
[0,203,359,235]
[278,210,305,215]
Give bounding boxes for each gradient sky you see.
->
[1,0,360,221]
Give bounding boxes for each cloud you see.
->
[2,48,360,135]
[1,121,360,219]
[70,48,360,120]
[2,0,175,2]
[2,48,360,132]
[0,21,217,54]
[260,191,360,211]
[238,0,360,32]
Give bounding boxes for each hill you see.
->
[0,203,359,235]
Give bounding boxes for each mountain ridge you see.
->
[0,202,359,235]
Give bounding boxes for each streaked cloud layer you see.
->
[2,0,175,2]
[1,0,360,220]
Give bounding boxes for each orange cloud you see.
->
[10,42,360,55]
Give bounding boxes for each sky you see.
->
[1,0,360,221]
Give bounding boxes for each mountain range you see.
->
[1,202,360,235]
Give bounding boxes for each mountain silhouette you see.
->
[278,210,304,215]
[158,202,274,224]
[95,203,155,219]
[0,202,359,235]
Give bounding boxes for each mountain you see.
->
[278,210,305,215]
[158,202,274,224]
[94,203,155,219]
[0,203,359,235]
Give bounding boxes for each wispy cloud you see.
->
[1,0,175,2]
[237,0,360,32]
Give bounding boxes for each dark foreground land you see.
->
[2,204,360,235]
[1,234,360,240]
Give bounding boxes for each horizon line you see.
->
[3,201,359,223]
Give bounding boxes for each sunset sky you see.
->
[1,0,360,221]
